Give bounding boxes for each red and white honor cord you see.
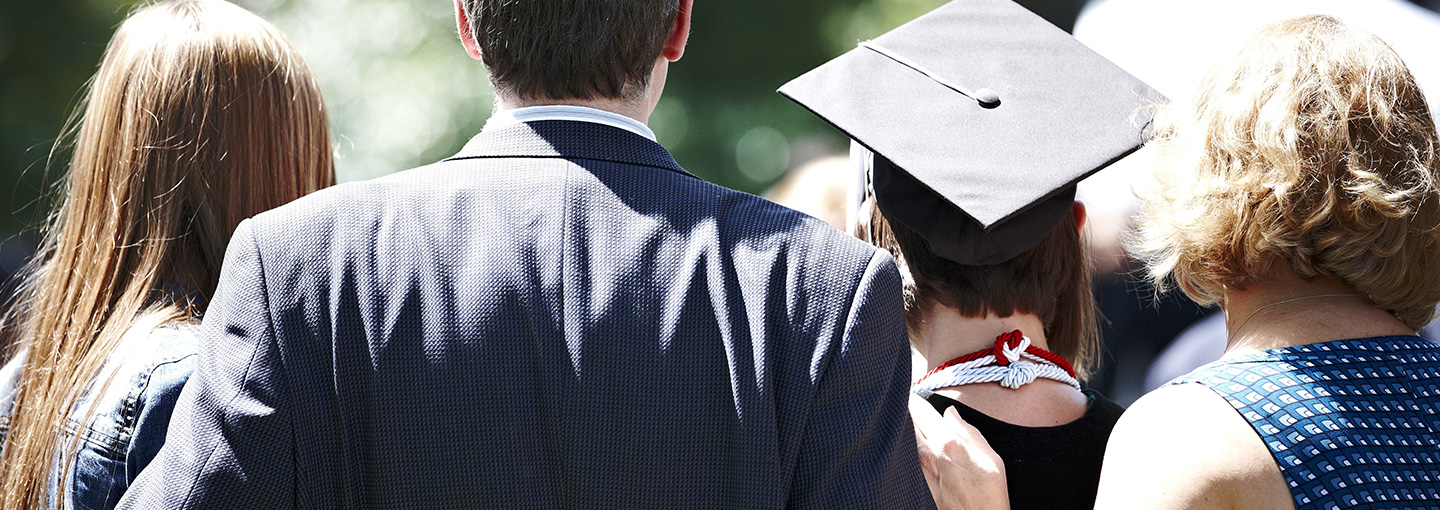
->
[912,330,1080,393]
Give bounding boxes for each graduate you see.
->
[779,0,1163,507]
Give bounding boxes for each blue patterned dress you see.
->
[1172,336,1440,510]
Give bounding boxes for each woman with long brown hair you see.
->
[0,1,332,508]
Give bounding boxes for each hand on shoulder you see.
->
[1094,383,1293,510]
[909,395,1009,510]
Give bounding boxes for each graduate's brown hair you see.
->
[857,198,1098,379]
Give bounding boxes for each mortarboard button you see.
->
[974,89,1000,109]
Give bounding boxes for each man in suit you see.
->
[118,0,934,507]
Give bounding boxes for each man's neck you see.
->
[495,95,653,126]
[491,56,670,127]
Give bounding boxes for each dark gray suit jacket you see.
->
[119,120,933,508]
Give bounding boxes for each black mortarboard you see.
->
[778,0,1164,265]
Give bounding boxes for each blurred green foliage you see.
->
[0,0,1084,233]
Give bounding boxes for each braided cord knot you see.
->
[913,330,1080,393]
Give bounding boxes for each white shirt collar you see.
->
[483,104,657,141]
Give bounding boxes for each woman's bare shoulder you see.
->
[1094,383,1293,510]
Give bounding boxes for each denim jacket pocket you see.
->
[42,324,199,510]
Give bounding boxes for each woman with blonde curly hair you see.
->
[1096,15,1440,510]
[0,1,332,508]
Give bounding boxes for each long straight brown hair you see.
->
[0,1,333,507]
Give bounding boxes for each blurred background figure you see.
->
[764,155,850,230]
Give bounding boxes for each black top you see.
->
[925,391,1125,510]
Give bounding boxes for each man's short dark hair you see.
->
[463,0,681,100]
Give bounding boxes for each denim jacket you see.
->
[0,324,198,510]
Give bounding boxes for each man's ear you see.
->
[1073,200,1087,232]
[456,0,482,60]
[660,0,693,62]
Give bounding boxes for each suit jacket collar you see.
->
[445,120,690,177]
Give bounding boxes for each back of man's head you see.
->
[461,0,682,101]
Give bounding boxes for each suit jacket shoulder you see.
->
[246,122,886,344]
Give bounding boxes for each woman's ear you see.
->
[1073,200,1087,232]
[456,0,482,60]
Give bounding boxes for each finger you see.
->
[909,394,947,476]
[941,406,985,440]
[908,393,943,442]
[942,407,1005,472]
[912,422,932,470]
[914,434,938,473]
[907,404,944,500]
[919,460,940,493]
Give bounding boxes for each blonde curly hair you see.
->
[1130,14,1440,329]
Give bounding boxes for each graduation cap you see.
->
[778,0,1164,265]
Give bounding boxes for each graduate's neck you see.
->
[913,305,1087,427]
[911,305,1050,371]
